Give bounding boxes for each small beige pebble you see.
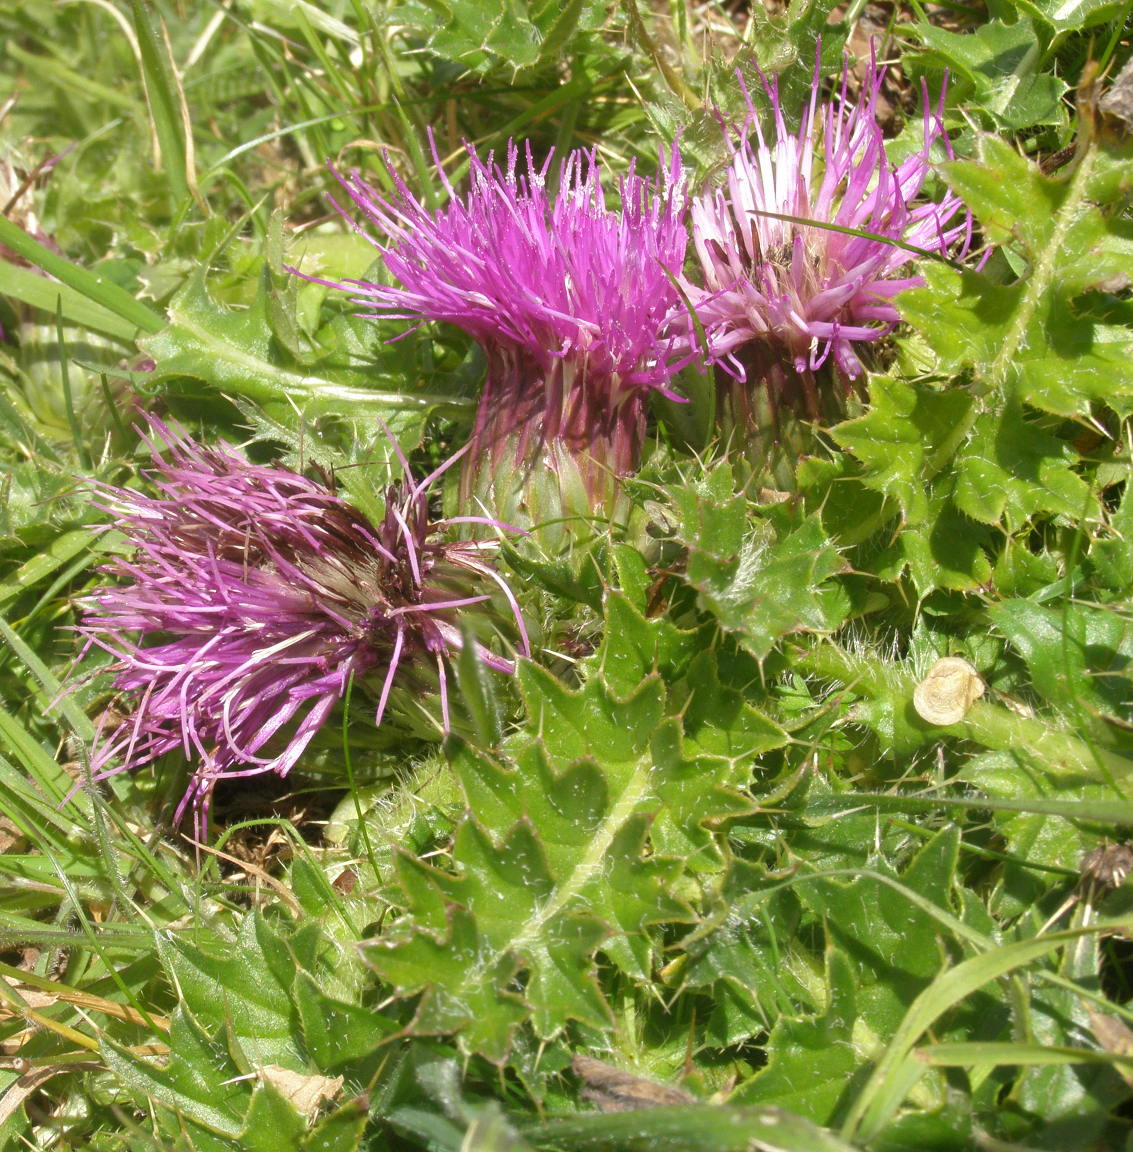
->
[913,657,985,726]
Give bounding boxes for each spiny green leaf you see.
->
[796,830,973,1043]
[238,1083,308,1151]
[953,400,1092,528]
[400,0,606,76]
[870,492,993,594]
[669,464,849,658]
[367,902,530,1062]
[676,649,786,764]
[160,912,306,1070]
[832,377,973,522]
[368,664,706,1058]
[293,971,398,1069]
[102,1009,247,1138]
[729,946,859,1123]
[901,134,1133,416]
[1090,473,1133,595]
[596,591,701,695]
[301,1097,370,1152]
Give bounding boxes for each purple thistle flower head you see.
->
[690,51,971,418]
[301,139,694,514]
[77,417,528,836]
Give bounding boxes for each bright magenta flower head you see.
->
[78,417,527,835]
[691,53,971,418]
[309,139,693,515]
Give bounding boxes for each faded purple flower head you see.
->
[78,417,527,835]
[691,52,971,416]
[303,139,693,512]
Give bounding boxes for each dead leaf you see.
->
[0,1063,100,1126]
[571,1055,693,1113]
[257,1064,343,1116]
[1088,1007,1133,1088]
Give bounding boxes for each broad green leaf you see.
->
[992,535,1061,598]
[142,271,463,413]
[989,597,1133,722]
[675,648,787,764]
[831,379,1004,590]
[909,20,1067,127]
[368,652,747,1058]
[679,893,813,1045]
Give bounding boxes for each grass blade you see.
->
[0,216,164,335]
[130,0,198,209]
[842,925,1116,1142]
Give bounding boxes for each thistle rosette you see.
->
[307,140,693,518]
[691,54,971,422]
[77,418,527,834]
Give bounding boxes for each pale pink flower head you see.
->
[691,52,971,418]
[307,139,694,514]
[77,417,527,835]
